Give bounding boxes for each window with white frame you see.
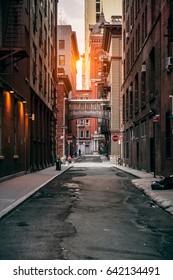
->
[80,130,84,138]
[80,119,84,125]
[86,119,90,126]
[86,130,90,138]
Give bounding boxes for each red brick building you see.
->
[122,0,173,176]
[0,1,58,178]
[56,74,72,159]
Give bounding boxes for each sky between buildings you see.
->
[59,0,85,89]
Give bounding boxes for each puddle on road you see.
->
[63,183,80,189]
[63,183,82,198]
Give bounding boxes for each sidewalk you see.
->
[113,164,173,216]
[0,163,71,219]
[0,159,173,220]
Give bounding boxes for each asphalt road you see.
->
[0,156,173,260]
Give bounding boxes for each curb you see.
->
[0,166,72,220]
[132,179,173,216]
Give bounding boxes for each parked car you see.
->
[151,175,173,190]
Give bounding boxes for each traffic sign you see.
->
[112,134,119,142]
[153,115,160,123]
[66,134,73,140]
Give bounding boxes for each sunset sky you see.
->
[58,0,85,89]
[58,0,85,54]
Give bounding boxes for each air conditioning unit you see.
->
[166,57,173,72]
[126,32,130,39]
[167,57,173,66]
[130,25,133,31]
[141,64,146,72]
[129,86,133,91]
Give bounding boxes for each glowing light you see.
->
[18,101,25,120]
[4,91,12,113]
[77,58,82,89]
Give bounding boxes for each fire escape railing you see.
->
[0,0,28,63]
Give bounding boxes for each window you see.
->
[80,130,84,138]
[86,130,90,138]
[39,11,43,46]
[151,0,156,24]
[137,23,140,52]
[59,55,65,66]
[39,56,42,91]
[96,3,100,13]
[44,66,47,96]
[126,89,129,119]
[86,119,90,125]
[129,83,133,117]
[80,119,84,125]
[123,94,125,123]
[135,73,139,112]
[135,124,139,139]
[149,48,155,100]
[142,13,144,43]
[44,26,47,56]
[44,0,47,17]
[141,121,146,137]
[33,0,37,34]
[96,13,100,22]
[141,64,146,107]
[59,40,65,49]
[32,43,37,84]
[145,6,148,38]
[130,0,134,26]
[25,0,29,13]
[125,130,129,158]
[130,127,134,140]
[131,38,134,64]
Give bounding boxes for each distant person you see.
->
[79,149,81,156]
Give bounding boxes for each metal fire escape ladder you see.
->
[0,0,28,62]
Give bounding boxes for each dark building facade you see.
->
[0,0,58,178]
[122,0,173,176]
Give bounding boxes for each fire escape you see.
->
[0,0,28,67]
[100,53,111,136]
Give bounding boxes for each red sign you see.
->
[153,115,160,123]
[112,134,119,142]
[66,134,73,140]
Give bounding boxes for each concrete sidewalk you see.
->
[0,158,173,220]
[0,164,71,219]
[113,164,173,216]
